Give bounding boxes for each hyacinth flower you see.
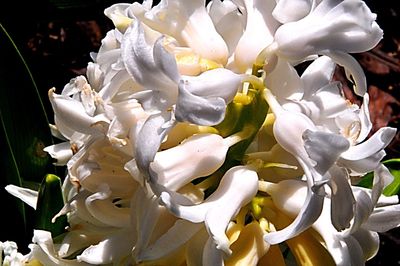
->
[4,0,400,265]
[259,164,398,266]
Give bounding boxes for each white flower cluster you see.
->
[1,241,24,266]
[6,0,400,265]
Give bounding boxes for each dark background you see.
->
[1,1,399,264]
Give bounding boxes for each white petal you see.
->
[350,229,379,261]
[311,204,352,266]
[300,55,337,98]
[341,127,396,160]
[98,70,132,103]
[121,21,178,107]
[303,130,350,174]
[363,204,400,232]
[274,0,383,61]
[85,184,131,228]
[233,0,278,72]
[48,89,109,136]
[139,0,229,64]
[328,167,355,231]
[272,0,312,23]
[135,112,174,180]
[342,234,365,266]
[68,138,137,197]
[175,83,227,126]
[131,188,162,254]
[43,142,73,166]
[150,133,229,190]
[181,68,242,103]
[356,93,372,143]
[104,3,133,30]
[339,150,386,175]
[202,237,224,266]
[5,185,38,210]
[160,166,259,254]
[60,190,110,227]
[27,230,84,266]
[349,188,373,233]
[371,164,394,205]
[264,59,303,102]
[77,229,135,265]
[265,89,317,166]
[264,179,325,244]
[137,220,202,261]
[208,0,245,55]
[325,51,367,96]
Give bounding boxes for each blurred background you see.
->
[1,1,399,264]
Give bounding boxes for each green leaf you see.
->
[381,158,400,196]
[0,23,54,182]
[0,23,56,243]
[200,87,269,197]
[35,174,68,237]
[214,87,269,162]
[357,158,400,196]
[356,171,373,189]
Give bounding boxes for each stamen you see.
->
[241,74,264,91]
[258,180,276,194]
[223,125,255,147]
[263,88,284,116]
